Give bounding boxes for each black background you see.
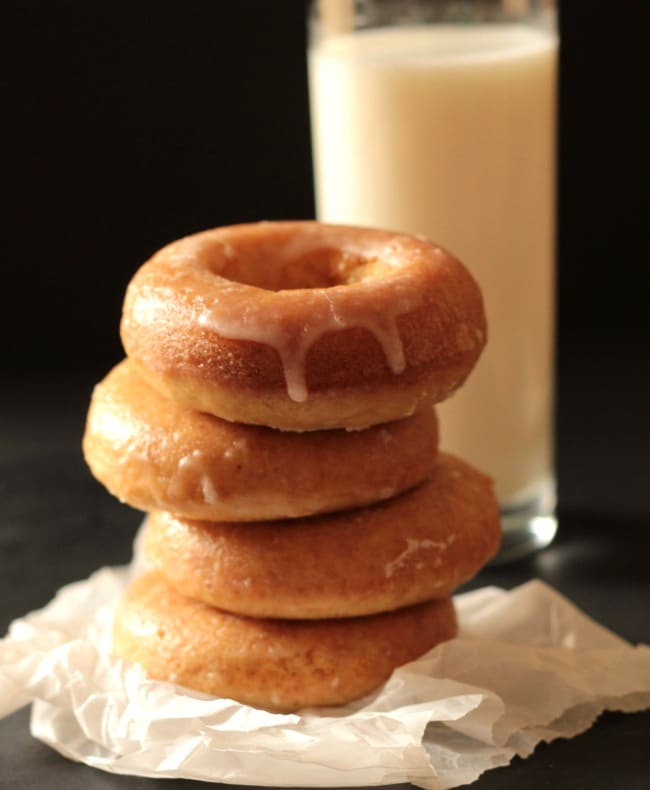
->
[1,1,648,365]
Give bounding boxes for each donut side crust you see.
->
[83,360,440,520]
[112,571,457,711]
[145,452,501,618]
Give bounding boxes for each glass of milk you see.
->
[308,0,558,561]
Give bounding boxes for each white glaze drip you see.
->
[384,535,456,579]
[200,474,219,505]
[168,449,219,505]
[223,437,248,461]
[198,277,416,403]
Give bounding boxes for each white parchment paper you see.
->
[1,561,649,789]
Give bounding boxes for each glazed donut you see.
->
[121,221,486,430]
[83,360,439,521]
[144,453,500,619]
[112,571,457,711]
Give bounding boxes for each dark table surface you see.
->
[1,340,649,789]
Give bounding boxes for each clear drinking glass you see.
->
[308,0,558,562]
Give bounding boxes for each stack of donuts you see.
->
[83,221,500,711]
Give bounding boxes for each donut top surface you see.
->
[121,221,487,429]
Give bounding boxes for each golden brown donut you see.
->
[121,221,486,430]
[144,453,500,619]
[83,359,439,521]
[112,571,457,711]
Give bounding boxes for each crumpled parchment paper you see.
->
[1,556,649,789]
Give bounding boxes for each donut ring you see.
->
[112,571,457,711]
[144,453,500,619]
[83,360,439,521]
[121,221,486,430]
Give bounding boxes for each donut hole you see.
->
[210,236,396,291]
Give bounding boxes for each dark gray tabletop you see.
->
[1,345,649,789]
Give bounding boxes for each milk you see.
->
[309,24,558,505]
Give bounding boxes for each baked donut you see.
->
[112,571,457,711]
[121,221,486,430]
[144,453,500,619]
[83,359,439,521]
